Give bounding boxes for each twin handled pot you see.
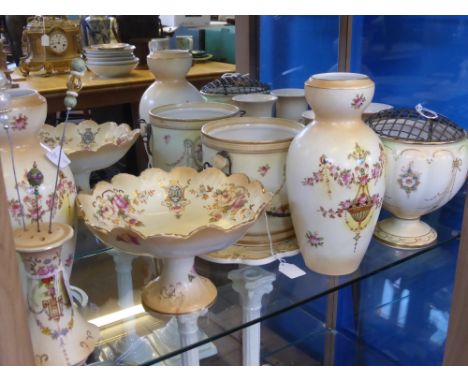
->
[201,117,304,247]
[149,102,240,171]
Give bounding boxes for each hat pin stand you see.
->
[5,59,99,365]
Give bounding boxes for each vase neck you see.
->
[305,73,375,123]
[314,115,364,126]
[19,246,63,279]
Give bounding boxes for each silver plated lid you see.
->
[200,73,270,96]
[367,104,466,144]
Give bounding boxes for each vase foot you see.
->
[141,274,217,315]
[374,217,437,249]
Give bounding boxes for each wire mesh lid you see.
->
[367,104,466,143]
[200,73,270,96]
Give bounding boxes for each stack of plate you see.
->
[191,50,213,63]
[84,43,139,78]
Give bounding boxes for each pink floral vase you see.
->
[14,223,98,365]
[0,89,77,274]
[286,73,385,275]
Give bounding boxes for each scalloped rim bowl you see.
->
[77,167,272,314]
[39,120,140,191]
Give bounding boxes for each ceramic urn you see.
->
[0,89,77,273]
[286,73,385,275]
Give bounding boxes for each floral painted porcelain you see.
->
[367,108,468,248]
[149,102,239,170]
[0,89,77,272]
[77,167,272,314]
[271,88,309,121]
[139,50,202,126]
[201,117,304,263]
[39,120,140,192]
[14,223,98,365]
[287,73,385,276]
[232,93,277,117]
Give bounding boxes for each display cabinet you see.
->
[1,15,468,366]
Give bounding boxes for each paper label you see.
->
[46,146,71,169]
[41,34,50,46]
[279,262,306,279]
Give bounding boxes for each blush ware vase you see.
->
[139,50,202,125]
[14,223,98,365]
[286,73,385,275]
[0,89,77,273]
[367,107,468,248]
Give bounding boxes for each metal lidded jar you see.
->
[201,116,304,247]
[367,105,468,248]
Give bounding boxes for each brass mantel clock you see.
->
[19,16,81,76]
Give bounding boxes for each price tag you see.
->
[279,262,306,279]
[41,34,50,46]
[46,145,71,169]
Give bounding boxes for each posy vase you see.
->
[286,73,385,275]
[139,50,202,125]
[0,89,77,274]
[14,223,98,365]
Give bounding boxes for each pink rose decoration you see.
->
[232,196,247,209]
[112,194,129,211]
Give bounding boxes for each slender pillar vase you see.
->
[286,73,385,275]
[139,50,202,125]
[0,89,77,273]
[14,223,99,365]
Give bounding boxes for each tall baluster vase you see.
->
[286,73,385,275]
[0,89,77,275]
[14,223,98,365]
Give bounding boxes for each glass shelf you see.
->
[69,189,463,365]
[254,236,459,366]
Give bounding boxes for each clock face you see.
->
[49,30,68,54]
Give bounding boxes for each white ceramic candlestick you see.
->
[229,266,276,366]
[176,310,206,366]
